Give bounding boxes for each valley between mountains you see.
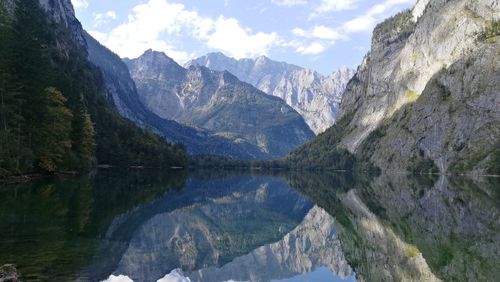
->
[0,0,498,177]
[1,1,500,281]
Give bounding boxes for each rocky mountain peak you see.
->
[255,55,270,65]
[130,50,186,80]
[138,49,180,66]
[330,66,355,81]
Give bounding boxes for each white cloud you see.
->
[288,25,341,56]
[92,0,278,62]
[342,16,376,33]
[292,25,341,40]
[88,30,107,42]
[288,0,412,56]
[296,42,326,55]
[93,11,117,27]
[292,28,307,37]
[91,0,191,62]
[207,17,279,58]
[271,0,307,7]
[314,0,358,14]
[71,0,88,10]
[311,25,341,40]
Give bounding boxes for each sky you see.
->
[71,0,415,75]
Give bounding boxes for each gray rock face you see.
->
[2,0,87,48]
[368,43,500,173]
[187,53,355,134]
[126,50,315,158]
[39,0,87,49]
[334,0,499,173]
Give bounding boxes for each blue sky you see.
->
[71,0,415,74]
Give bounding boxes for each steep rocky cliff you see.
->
[362,42,499,173]
[290,0,499,173]
[38,0,86,47]
[187,53,355,134]
[126,50,315,158]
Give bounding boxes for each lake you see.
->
[0,169,499,281]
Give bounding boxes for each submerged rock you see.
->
[0,264,20,282]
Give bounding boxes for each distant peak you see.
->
[255,55,269,62]
[142,49,165,57]
[139,49,176,62]
[132,49,186,72]
[332,65,354,75]
[207,51,229,58]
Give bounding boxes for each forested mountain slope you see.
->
[0,0,186,177]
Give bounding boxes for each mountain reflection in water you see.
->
[0,169,498,281]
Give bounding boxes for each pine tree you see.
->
[34,87,73,172]
[80,113,96,167]
[12,0,51,141]
[0,3,26,176]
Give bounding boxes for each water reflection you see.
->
[0,169,186,281]
[1,169,498,282]
[106,175,314,281]
[186,206,353,282]
[286,172,500,281]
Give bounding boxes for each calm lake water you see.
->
[0,169,499,281]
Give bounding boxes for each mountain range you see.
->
[84,32,275,160]
[187,53,355,134]
[124,50,314,159]
[1,0,498,176]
